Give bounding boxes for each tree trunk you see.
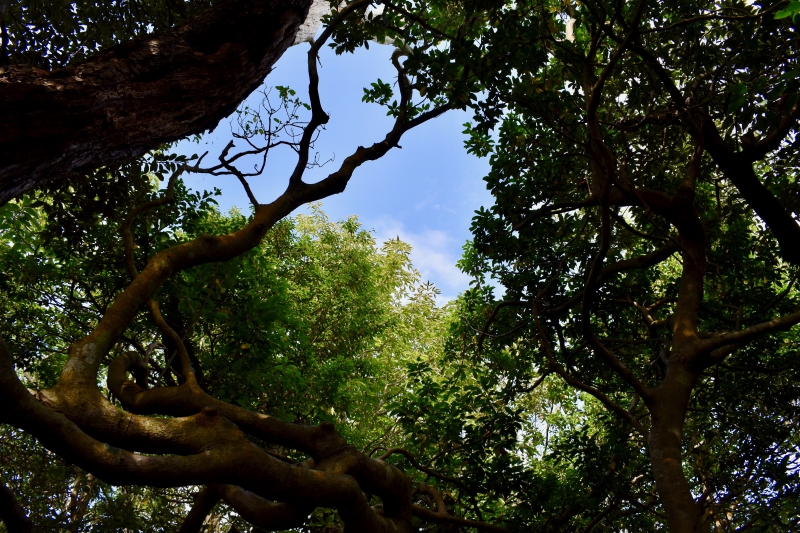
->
[647,367,709,533]
[0,0,312,204]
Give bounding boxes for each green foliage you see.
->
[0,426,194,532]
[0,154,446,530]
[4,0,800,530]
[388,292,663,532]
[1,0,213,68]
[775,1,800,20]
[362,78,394,107]
[425,0,800,530]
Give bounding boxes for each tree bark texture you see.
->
[647,369,708,533]
[0,0,312,204]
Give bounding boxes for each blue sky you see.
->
[174,41,492,301]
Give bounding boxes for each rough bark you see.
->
[0,0,312,204]
[647,369,708,533]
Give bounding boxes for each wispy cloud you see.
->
[371,216,471,303]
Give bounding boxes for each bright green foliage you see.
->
[0,161,445,530]
[776,1,800,20]
[0,149,214,387]
[390,301,665,531]
[161,203,444,447]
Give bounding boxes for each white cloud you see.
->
[371,216,471,303]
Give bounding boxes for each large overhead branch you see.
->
[179,485,310,533]
[699,119,800,266]
[217,485,311,530]
[0,0,313,204]
[699,308,800,361]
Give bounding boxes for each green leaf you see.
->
[775,2,800,19]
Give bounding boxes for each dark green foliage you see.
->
[432,0,800,530]
[1,0,213,68]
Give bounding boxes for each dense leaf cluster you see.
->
[0,0,213,68]
[2,0,800,531]
[439,0,800,530]
[0,162,448,530]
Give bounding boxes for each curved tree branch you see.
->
[378,448,471,495]
[1,334,412,532]
[535,311,649,439]
[700,308,800,360]
[218,484,311,530]
[548,239,680,316]
[627,39,800,265]
[0,4,487,531]
[178,486,221,533]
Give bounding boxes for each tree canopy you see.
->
[1,191,449,531]
[447,0,800,531]
[1,1,800,533]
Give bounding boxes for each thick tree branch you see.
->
[699,118,800,265]
[742,106,800,161]
[4,35,458,533]
[628,39,800,265]
[699,308,800,359]
[181,484,310,531]
[0,0,313,204]
[548,239,680,316]
[179,486,220,533]
[218,484,311,530]
[288,0,371,187]
[668,147,706,350]
[1,336,411,532]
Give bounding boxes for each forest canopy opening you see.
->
[2,1,800,532]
